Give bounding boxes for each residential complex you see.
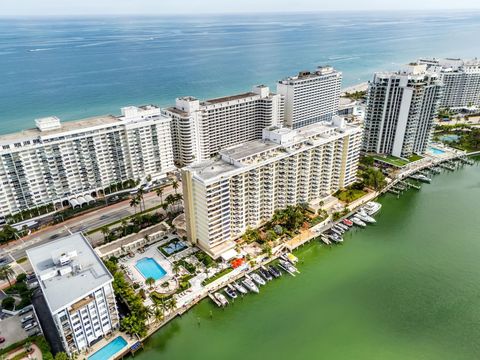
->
[182,117,362,258]
[362,64,442,158]
[163,85,284,166]
[26,233,119,356]
[0,105,175,221]
[277,66,342,129]
[418,57,480,108]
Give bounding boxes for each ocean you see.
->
[1,11,480,134]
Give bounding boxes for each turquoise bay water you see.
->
[1,11,480,134]
[131,160,480,360]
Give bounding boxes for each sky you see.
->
[1,0,480,16]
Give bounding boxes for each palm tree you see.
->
[121,219,129,237]
[153,307,164,324]
[145,277,155,289]
[137,187,146,212]
[172,180,179,195]
[156,187,164,204]
[100,226,110,242]
[172,263,180,277]
[129,196,140,214]
[0,265,15,287]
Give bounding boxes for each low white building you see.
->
[0,105,175,221]
[182,117,362,258]
[26,233,119,356]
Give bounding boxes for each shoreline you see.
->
[111,148,478,360]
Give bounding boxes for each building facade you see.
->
[418,58,480,108]
[0,105,175,221]
[27,233,120,356]
[363,64,442,158]
[277,66,342,129]
[182,117,362,258]
[162,85,284,166]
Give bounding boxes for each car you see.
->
[23,322,37,331]
[18,306,33,315]
[0,337,5,343]
[21,314,34,323]
[27,329,41,337]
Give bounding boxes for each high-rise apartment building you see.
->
[162,85,284,166]
[27,233,120,356]
[182,117,362,258]
[0,106,175,221]
[418,57,480,108]
[363,64,442,158]
[277,66,342,129]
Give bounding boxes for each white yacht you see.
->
[250,273,266,286]
[232,282,248,295]
[214,292,229,307]
[351,216,367,227]
[242,277,260,293]
[356,210,376,223]
[363,201,382,216]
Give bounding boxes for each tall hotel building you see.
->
[277,66,342,129]
[27,233,119,356]
[182,117,362,258]
[163,85,284,166]
[0,106,175,221]
[363,64,442,158]
[418,58,480,108]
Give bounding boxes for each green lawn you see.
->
[335,189,367,204]
[408,154,423,162]
[373,155,409,167]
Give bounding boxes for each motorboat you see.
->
[330,235,343,243]
[363,202,382,215]
[214,292,229,307]
[224,286,237,299]
[351,216,366,227]
[232,281,248,295]
[410,174,431,183]
[250,273,266,286]
[242,277,260,293]
[337,223,349,231]
[342,218,354,227]
[286,253,299,264]
[331,228,343,236]
[260,267,273,281]
[279,259,298,274]
[356,211,376,223]
[267,265,282,278]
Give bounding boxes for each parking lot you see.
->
[0,306,41,350]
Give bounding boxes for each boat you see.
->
[337,223,349,231]
[356,211,376,223]
[342,218,353,227]
[250,273,266,286]
[232,282,248,295]
[279,259,298,274]
[334,225,346,233]
[242,277,259,293]
[286,253,298,264]
[267,265,282,278]
[350,216,366,227]
[214,292,229,306]
[331,228,343,236]
[363,201,382,216]
[260,267,273,281]
[224,286,237,299]
[410,174,431,183]
[321,236,331,245]
[330,235,343,243]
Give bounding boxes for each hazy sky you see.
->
[1,0,480,16]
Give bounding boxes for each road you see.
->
[0,184,181,261]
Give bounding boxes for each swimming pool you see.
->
[135,257,167,280]
[88,336,127,360]
[429,147,446,155]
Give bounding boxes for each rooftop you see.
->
[26,233,113,314]
[0,115,119,144]
[202,92,258,105]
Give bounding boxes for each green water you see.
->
[133,161,480,360]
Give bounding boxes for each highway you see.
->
[0,185,180,262]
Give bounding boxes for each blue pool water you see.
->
[135,257,167,280]
[429,147,446,155]
[88,336,127,360]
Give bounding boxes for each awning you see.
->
[77,196,87,206]
[220,248,238,262]
[69,198,80,208]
